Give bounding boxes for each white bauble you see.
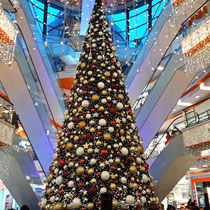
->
[108,127,114,133]
[88,71,92,75]
[117,102,123,110]
[54,168,59,174]
[53,153,58,159]
[99,119,106,126]
[86,114,91,119]
[100,187,107,194]
[101,171,110,181]
[68,122,74,129]
[92,43,96,48]
[120,177,127,184]
[142,174,149,183]
[73,198,82,208]
[141,196,147,203]
[41,198,47,207]
[109,159,114,164]
[90,159,97,165]
[64,110,68,115]
[131,123,136,129]
[99,31,103,36]
[137,157,141,164]
[121,147,129,156]
[50,196,55,203]
[68,181,74,187]
[82,100,89,107]
[97,55,102,59]
[113,72,117,77]
[76,147,84,156]
[101,99,107,104]
[98,82,105,89]
[56,176,63,185]
[126,195,135,205]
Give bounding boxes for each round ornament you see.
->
[68,122,74,129]
[120,177,127,184]
[126,195,135,205]
[100,187,107,194]
[87,203,94,209]
[121,147,129,156]
[88,186,97,196]
[129,166,137,175]
[92,95,100,101]
[141,196,147,203]
[113,199,120,209]
[110,183,117,191]
[116,102,123,110]
[101,171,110,180]
[76,166,85,175]
[82,100,89,107]
[98,82,105,89]
[79,121,86,129]
[142,174,149,183]
[76,147,84,156]
[104,133,111,141]
[99,119,106,126]
[73,198,82,208]
[56,176,63,185]
[66,142,73,150]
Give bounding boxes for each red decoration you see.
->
[63,172,68,178]
[88,186,97,196]
[109,108,116,114]
[60,189,65,195]
[110,166,116,172]
[100,149,109,157]
[78,182,84,188]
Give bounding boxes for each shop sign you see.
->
[5,194,13,209]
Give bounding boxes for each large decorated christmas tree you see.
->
[41,0,158,209]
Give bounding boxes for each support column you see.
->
[43,0,48,35]
[147,0,152,31]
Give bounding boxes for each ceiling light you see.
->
[203,165,208,168]
[190,167,198,171]
[200,83,210,91]
[177,100,192,107]
[195,95,200,99]
[173,109,176,111]
[157,66,164,71]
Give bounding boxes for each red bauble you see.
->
[109,108,116,114]
[110,121,115,126]
[88,186,97,196]
[58,159,65,167]
[110,166,116,172]
[100,149,109,157]
[63,172,68,178]
[89,135,94,141]
[97,131,102,136]
[128,110,132,115]
[60,189,65,195]
[80,159,85,164]
[78,182,84,188]
[144,163,149,170]
[91,64,96,68]
[82,134,87,139]
[83,90,87,95]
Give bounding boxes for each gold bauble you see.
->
[138,146,143,153]
[79,121,86,129]
[90,178,97,184]
[112,199,120,209]
[89,127,95,133]
[48,174,53,181]
[110,183,117,191]
[115,158,121,164]
[102,90,107,95]
[81,63,86,68]
[98,106,104,112]
[74,136,79,141]
[77,166,85,175]
[47,189,51,195]
[87,203,94,209]
[120,129,125,135]
[104,71,111,77]
[68,162,74,167]
[54,203,62,209]
[66,142,73,150]
[96,141,102,146]
[129,166,137,175]
[104,133,111,141]
[92,95,100,101]
[88,168,94,175]
[73,79,77,85]
[133,183,138,189]
[150,182,155,189]
[100,163,105,169]
[133,113,137,120]
[88,148,94,154]
[118,94,124,100]
[111,65,115,69]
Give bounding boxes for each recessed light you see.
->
[190,167,198,171]
[177,100,192,107]
[157,66,164,71]
[195,96,200,99]
[173,109,176,112]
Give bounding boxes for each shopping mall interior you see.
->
[0,0,209,209]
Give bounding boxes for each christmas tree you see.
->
[40,0,158,209]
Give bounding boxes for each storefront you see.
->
[0,179,19,210]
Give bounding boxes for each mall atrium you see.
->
[0,0,209,209]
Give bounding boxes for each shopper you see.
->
[165,131,172,145]
[167,205,175,210]
[20,205,30,210]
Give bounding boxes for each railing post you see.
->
[182,111,187,127]
[0,99,5,118]
[193,106,198,124]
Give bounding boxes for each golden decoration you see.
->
[133,183,138,189]
[73,79,77,85]
[98,106,104,111]
[92,94,100,101]
[115,158,121,164]
[79,121,86,129]
[111,65,115,69]
[47,189,51,195]
[74,136,79,141]
[90,178,97,184]
[88,168,94,175]
[66,142,73,150]
[104,133,111,141]
[48,174,53,181]
[88,148,94,154]
[150,182,155,189]
[68,162,74,168]
[102,90,107,95]
[54,203,62,209]
[129,166,137,175]
[104,71,111,77]
[112,199,119,209]
[116,118,121,123]
[120,129,125,135]
[96,141,102,146]
[87,203,94,209]
[76,166,85,175]
[89,127,95,133]
[138,146,143,153]
[83,143,89,149]
[81,63,86,68]
[110,183,117,191]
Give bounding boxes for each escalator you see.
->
[125,0,208,105]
